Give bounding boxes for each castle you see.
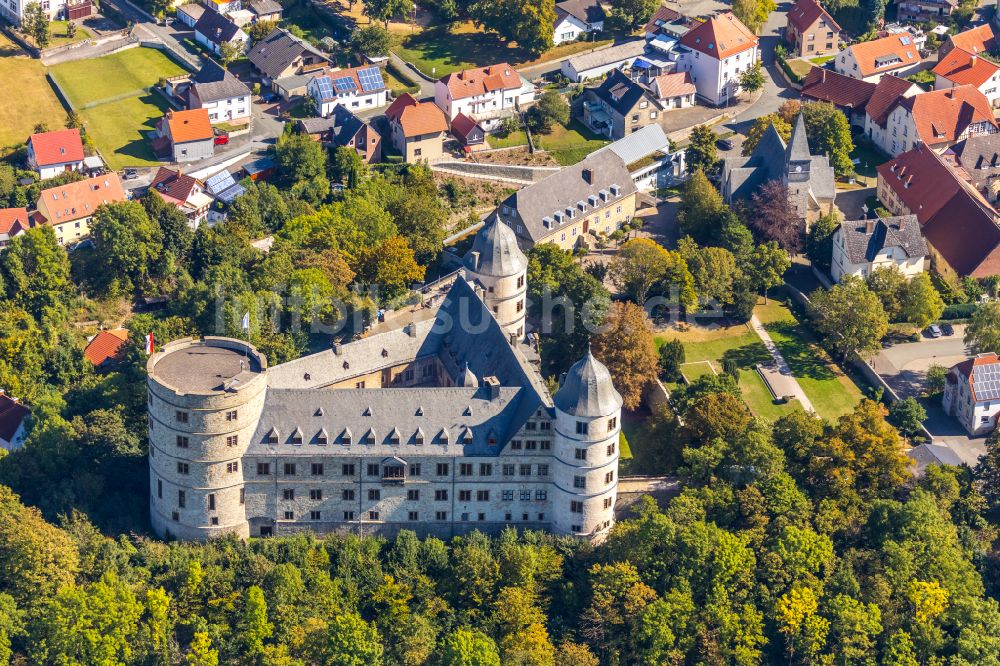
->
[147,219,623,542]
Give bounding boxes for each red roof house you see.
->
[84,329,130,367]
[27,128,85,180]
[0,391,29,450]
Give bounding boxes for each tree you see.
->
[965,300,1000,353]
[731,0,775,32]
[469,0,555,55]
[276,131,328,188]
[659,339,685,381]
[738,60,765,95]
[826,595,882,665]
[677,169,725,243]
[363,0,414,26]
[219,40,244,65]
[142,190,194,261]
[883,631,919,666]
[678,238,740,305]
[305,612,383,666]
[355,236,425,299]
[436,628,501,666]
[806,212,838,271]
[745,180,802,252]
[66,20,76,38]
[332,145,366,186]
[608,237,695,306]
[975,430,1000,511]
[865,265,907,321]
[242,586,273,659]
[889,396,927,438]
[810,276,888,362]
[350,24,392,57]
[89,201,164,295]
[0,226,71,321]
[741,241,790,303]
[900,273,944,329]
[592,301,659,410]
[609,0,659,30]
[741,113,792,156]
[685,125,718,174]
[926,364,947,394]
[527,90,569,134]
[22,2,50,48]
[186,632,218,666]
[775,586,829,665]
[246,19,277,42]
[801,101,854,177]
[554,642,598,666]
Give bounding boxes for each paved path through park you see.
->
[749,314,815,414]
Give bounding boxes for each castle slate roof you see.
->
[464,216,528,278]
[554,347,622,416]
[256,278,550,453]
[838,215,927,264]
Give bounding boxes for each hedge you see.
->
[941,302,978,320]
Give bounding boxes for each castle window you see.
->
[572,524,581,532]
[157,479,162,498]
[343,489,355,500]
[208,493,215,510]
[502,490,513,501]
[408,489,420,500]
[284,463,296,475]
[575,448,587,460]
[342,464,355,476]
[576,421,588,435]
[284,511,294,520]
[363,429,376,445]
[517,275,524,288]
[367,464,380,476]
[540,421,551,431]
[540,440,551,450]
[266,428,279,445]
[388,428,401,445]
[177,462,189,474]
[574,476,586,489]
[603,497,613,509]
[240,488,245,505]
[369,511,379,520]
[570,501,583,514]
[516,300,523,313]
[226,462,239,473]
[226,410,237,421]
[368,489,380,500]
[172,512,179,521]
[605,471,614,484]
[435,511,447,520]
[503,464,515,476]
[315,430,328,445]
[460,463,473,476]
[459,490,471,501]
[519,464,531,476]
[435,489,449,501]
[478,513,485,521]
[175,411,188,423]
[520,490,531,500]
[538,464,549,477]
[607,416,617,431]
[383,463,404,480]
[525,422,537,431]
[480,463,492,476]
[176,436,189,448]
[511,440,522,450]
[409,463,421,476]
[414,429,425,445]
[408,511,418,521]
[311,463,324,475]
[178,490,186,508]
[283,489,295,500]
[607,441,616,456]
[310,511,321,520]
[226,436,238,447]
[525,440,537,450]
[436,463,449,476]
[535,490,547,501]
[290,429,303,445]
[477,490,489,501]
[344,511,355,520]
[257,462,270,475]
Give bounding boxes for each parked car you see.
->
[214,135,230,146]
[716,138,734,151]
[123,168,139,180]
[926,324,943,338]
[941,323,955,336]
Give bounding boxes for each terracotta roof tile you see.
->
[949,23,997,55]
[680,11,758,59]
[310,65,386,100]
[787,0,840,34]
[440,63,524,100]
[29,128,84,167]
[847,33,921,77]
[35,173,127,225]
[0,208,28,236]
[800,66,876,108]
[450,112,483,139]
[385,93,448,137]
[643,5,683,33]
[84,329,129,366]
[865,74,918,127]
[932,48,999,87]
[899,85,997,146]
[150,167,201,204]
[651,71,696,98]
[164,109,213,144]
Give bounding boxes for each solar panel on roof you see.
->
[975,365,1000,400]
[357,67,385,92]
[313,77,335,99]
[333,76,357,93]
[900,36,911,45]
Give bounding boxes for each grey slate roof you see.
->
[556,0,605,24]
[591,69,657,117]
[193,9,243,45]
[265,278,551,447]
[566,39,646,74]
[190,60,251,103]
[499,150,637,243]
[464,215,528,278]
[950,133,1000,192]
[248,28,329,80]
[554,347,622,416]
[249,0,281,14]
[839,215,927,263]
[296,105,366,147]
[787,113,811,163]
[595,124,670,166]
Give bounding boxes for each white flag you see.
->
[241,311,250,331]
[145,332,154,355]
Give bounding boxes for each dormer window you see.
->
[343,360,350,369]
[341,427,352,444]
[414,427,425,445]
[266,428,279,445]
[381,349,389,358]
[460,427,473,443]
[363,428,376,445]
[388,427,401,445]
[315,429,328,445]
[437,428,450,444]
[610,184,621,197]
[290,428,303,445]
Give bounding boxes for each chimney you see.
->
[470,250,480,271]
[404,322,417,338]
[333,341,342,355]
[582,167,593,184]
[484,375,501,400]
[865,220,875,234]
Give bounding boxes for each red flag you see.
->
[145,332,154,355]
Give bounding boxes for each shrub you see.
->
[941,302,978,320]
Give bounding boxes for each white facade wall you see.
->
[830,227,926,282]
[466,265,528,341]
[198,94,251,123]
[34,160,84,180]
[433,79,536,125]
[934,71,1000,108]
[678,45,757,106]
[0,0,66,25]
[0,422,26,451]
[551,406,618,538]
[943,369,1000,435]
[310,81,390,118]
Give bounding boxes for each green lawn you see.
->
[382,67,419,96]
[281,2,340,42]
[48,47,186,108]
[757,297,864,423]
[0,35,66,150]
[534,121,610,166]
[850,138,889,180]
[808,55,834,64]
[787,57,813,79]
[48,20,92,47]
[488,130,529,149]
[679,360,716,382]
[48,48,187,169]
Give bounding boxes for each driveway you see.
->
[835,187,876,219]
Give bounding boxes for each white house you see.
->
[877,85,998,156]
[933,48,1000,108]
[863,75,922,154]
[830,215,927,282]
[944,353,1000,435]
[307,66,389,117]
[193,8,248,57]
[676,12,759,106]
[834,33,922,82]
[27,128,85,180]
[0,0,66,26]
[0,390,28,451]
[188,60,253,125]
[434,63,536,130]
[553,0,605,45]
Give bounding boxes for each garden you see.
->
[0,34,67,151]
[47,47,188,169]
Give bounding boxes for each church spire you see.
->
[785,113,812,182]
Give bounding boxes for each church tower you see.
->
[463,216,529,342]
[785,113,812,184]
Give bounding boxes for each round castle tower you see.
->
[147,337,268,541]
[551,347,623,538]
[463,216,528,342]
